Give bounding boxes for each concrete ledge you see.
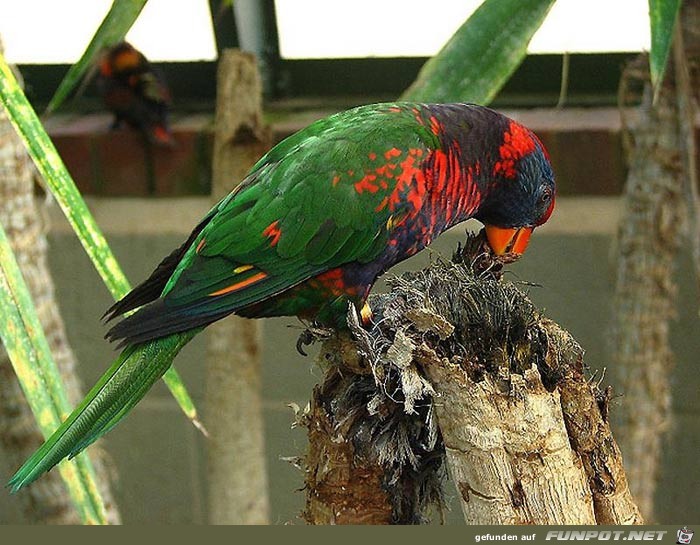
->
[43,107,639,198]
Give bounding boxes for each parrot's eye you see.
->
[535,184,556,226]
[539,185,553,205]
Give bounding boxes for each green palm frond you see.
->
[0,222,107,524]
[0,54,201,436]
[401,0,556,104]
[46,0,148,114]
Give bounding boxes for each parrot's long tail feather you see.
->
[7,330,198,493]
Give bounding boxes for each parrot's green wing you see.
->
[107,104,441,344]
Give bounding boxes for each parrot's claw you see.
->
[296,329,314,356]
[295,325,334,356]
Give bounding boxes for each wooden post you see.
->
[302,234,642,524]
[205,49,272,525]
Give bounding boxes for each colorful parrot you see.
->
[97,41,174,146]
[8,102,555,491]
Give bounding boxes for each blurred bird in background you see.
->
[97,41,174,147]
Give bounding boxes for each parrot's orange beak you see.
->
[484,225,533,256]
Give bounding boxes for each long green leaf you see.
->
[0,223,107,524]
[400,0,556,104]
[46,0,148,114]
[0,54,201,428]
[649,0,681,102]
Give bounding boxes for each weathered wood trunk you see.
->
[205,49,272,525]
[612,0,700,519]
[420,342,595,525]
[301,332,445,525]
[302,354,396,525]
[0,49,121,524]
[302,236,642,525]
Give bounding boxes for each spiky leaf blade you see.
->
[0,223,107,524]
[0,53,199,432]
[649,0,681,101]
[400,0,556,104]
[46,0,148,114]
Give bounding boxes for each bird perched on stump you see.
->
[8,102,555,491]
[97,41,174,146]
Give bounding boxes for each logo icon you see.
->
[678,527,695,544]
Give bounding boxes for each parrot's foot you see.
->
[295,325,334,356]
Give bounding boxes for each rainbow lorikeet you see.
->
[97,41,174,146]
[8,102,555,491]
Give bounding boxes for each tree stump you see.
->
[301,233,642,525]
